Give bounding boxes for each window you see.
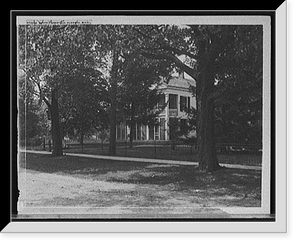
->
[131,123,137,140]
[141,124,146,140]
[180,96,190,111]
[116,124,121,140]
[156,93,166,114]
[160,118,166,140]
[155,124,159,140]
[169,94,178,109]
[120,123,126,140]
[180,96,187,111]
[149,124,154,140]
[158,93,166,109]
[137,123,141,140]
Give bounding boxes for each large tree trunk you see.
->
[196,72,220,172]
[50,90,63,156]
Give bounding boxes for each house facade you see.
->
[116,72,196,141]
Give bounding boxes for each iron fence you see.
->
[24,138,263,166]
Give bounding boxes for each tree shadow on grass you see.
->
[20,153,261,200]
[20,153,150,175]
[109,164,261,196]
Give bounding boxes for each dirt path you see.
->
[18,167,230,218]
[17,152,264,219]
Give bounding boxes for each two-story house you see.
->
[116,72,196,142]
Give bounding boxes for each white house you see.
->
[116,72,196,141]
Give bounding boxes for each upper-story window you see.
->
[169,94,178,109]
[157,93,166,109]
[180,96,190,111]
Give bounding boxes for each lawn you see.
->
[52,142,263,166]
[19,152,262,214]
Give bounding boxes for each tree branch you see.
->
[133,27,158,44]
[27,76,52,109]
[139,50,198,80]
[159,44,198,60]
[134,27,198,60]
[43,96,52,110]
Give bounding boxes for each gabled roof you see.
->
[168,77,196,88]
[158,76,196,90]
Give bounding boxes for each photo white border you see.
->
[5,3,287,232]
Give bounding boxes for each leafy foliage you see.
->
[119,53,171,125]
[136,25,263,145]
[18,24,110,151]
[18,23,263,162]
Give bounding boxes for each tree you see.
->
[119,53,171,148]
[95,25,172,154]
[94,25,127,155]
[19,25,67,155]
[18,74,40,143]
[213,26,263,145]
[60,68,109,146]
[18,24,100,155]
[135,25,263,172]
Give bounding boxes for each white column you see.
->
[146,125,149,140]
[135,122,137,140]
[165,93,169,141]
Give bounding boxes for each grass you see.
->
[20,152,148,175]
[20,152,262,208]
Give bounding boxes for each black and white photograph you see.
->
[5,7,288,233]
